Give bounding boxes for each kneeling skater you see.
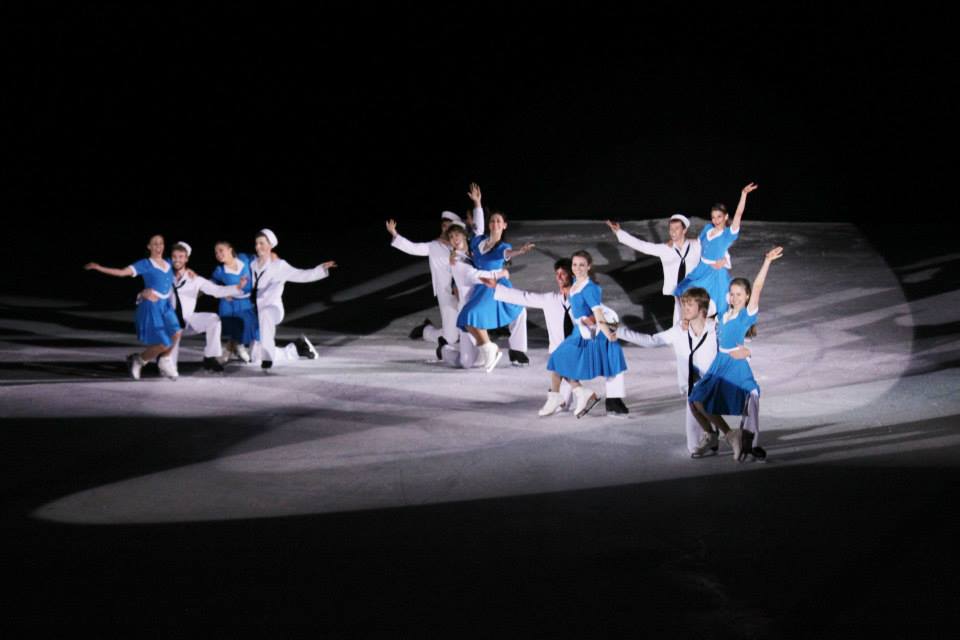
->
[688,246,783,460]
[545,250,628,418]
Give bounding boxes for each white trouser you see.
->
[440,331,482,368]
[739,390,760,445]
[169,312,222,367]
[256,305,284,363]
[605,372,625,399]
[423,291,461,345]
[685,400,703,454]
[507,308,528,352]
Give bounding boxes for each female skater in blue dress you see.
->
[546,250,628,418]
[456,210,534,371]
[211,241,259,363]
[688,246,783,460]
[675,183,758,316]
[84,234,183,380]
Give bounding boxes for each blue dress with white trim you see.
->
[674,223,738,315]
[546,279,628,380]
[212,252,259,344]
[130,258,181,347]
[688,306,759,415]
[456,235,524,330]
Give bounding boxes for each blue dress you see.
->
[688,306,759,415]
[212,253,259,344]
[130,258,181,347]
[674,223,739,315]
[456,235,524,330]
[547,280,628,380]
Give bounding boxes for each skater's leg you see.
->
[257,307,283,364]
[190,313,223,359]
[740,390,760,446]
[507,308,528,352]
[437,292,461,345]
[690,401,717,433]
[685,402,703,455]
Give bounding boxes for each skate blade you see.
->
[484,351,503,373]
[576,395,601,419]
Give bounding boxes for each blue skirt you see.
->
[688,353,759,415]
[457,277,524,330]
[135,299,181,347]
[547,331,628,381]
[218,298,259,344]
[674,262,731,316]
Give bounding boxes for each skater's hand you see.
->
[742,182,758,195]
[729,346,751,360]
[322,260,337,270]
[140,288,159,302]
[186,268,197,279]
[711,258,730,270]
[238,276,249,288]
[764,246,783,262]
[605,220,621,233]
[515,242,535,256]
[467,182,482,206]
[385,219,398,237]
[479,277,497,289]
[84,262,99,271]
[498,269,510,280]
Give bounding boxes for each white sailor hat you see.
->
[440,211,463,224]
[447,220,466,230]
[174,241,192,257]
[669,213,691,229]
[259,228,279,248]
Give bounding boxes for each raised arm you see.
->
[731,182,758,233]
[84,263,134,278]
[747,246,783,314]
[386,219,432,257]
[281,260,337,284]
[606,220,671,258]
[504,242,535,260]
[467,182,484,236]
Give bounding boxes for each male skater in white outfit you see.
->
[387,183,484,358]
[248,229,336,370]
[140,241,246,374]
[606,214,730,324]
[616,287,753,456]
[484,259,629,416]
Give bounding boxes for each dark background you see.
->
[3,5,951,303]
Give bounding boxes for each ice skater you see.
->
[606,213,730,324]
[211,240,258,364]
[484,258,630,416]
[139,242,247,374]
[248,228,336,370]
[456,209,535,371]
[688,246,783,461]
[84,234,183,380]
[616,287,750,455]
[545,251,628,418]
[674,183,758,316]
[386,182,484,357]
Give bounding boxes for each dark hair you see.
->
[711,203,728,214]
[214,241,237,259]
[170,243,190,256]
[553,258,572,274]
[729,277,758,338]
[444,224,467,242]
[571,250,598,282]
[680,287,710,315]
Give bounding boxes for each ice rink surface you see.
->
[2,220,958,635]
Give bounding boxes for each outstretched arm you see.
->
[591,306,617,341]
[504,242,535,260]
[467,182,484,236]
[84,263,134,278]
[492,284,552,310]
[747,246,783,314]
[387,220,431,257]
[198,275,248,299]
[282,260,337,284]
[731,182,758,233]
[606,220,671,258]
[616,325,672,348]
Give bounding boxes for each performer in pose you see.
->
[140,242,247,374]
[606,214,730,324]
[211,241,258,363]
[248,228,336,370]
[545,251,628,418]
[456,210,534,371]
[674,183,758,316]
[616,287,749,455]
[84,234,182,380]
[386,183,484,357]
[485,259,630,416]
[688,246,783,460]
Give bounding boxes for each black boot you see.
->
[203,357,224,373]
[508,349,529,367]
[605,397,629,416]
[409,318,433,340]
[261,360,273,371]
[435,336,448,361]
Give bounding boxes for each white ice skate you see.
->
[538,391,563,417]
[157,356,179,381]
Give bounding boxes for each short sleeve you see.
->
[581,281,603,308]
[699,224,712,242]
[130,258,150,277]
[745,307,759,326]
[469,235,484,253]
[211,266,224,284]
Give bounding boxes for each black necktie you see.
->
[675,243,690,283]
[173,278,186,329]
[563,301,574,338]
[252,268,265,310]
[687,329,708,396]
